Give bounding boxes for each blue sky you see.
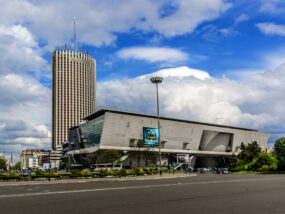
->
[1,0,285,161]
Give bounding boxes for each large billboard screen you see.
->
[177,154,190,163]
[143,127,159,146]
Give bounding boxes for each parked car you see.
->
[199,168,211,173]
[221,168,229,174]
[193,168,199,172]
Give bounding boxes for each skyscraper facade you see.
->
[52,50,96,149]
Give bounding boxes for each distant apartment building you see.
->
[52,50,96,150]
[20,149,51,170]
[264,146,274,154]
[49,146,64,169]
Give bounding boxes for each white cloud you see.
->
[97,65,285,143]
[201,25,237,42]
[138,0,231,37]
[0,73,51,159]
[234,14,249,24]
[256,22,285,36]
[0,0,231,49]
[138,66,210,80]
[260,0,285,14]
[0,24,47,75]
[117,47,188,64]
[0,73,51,123]
[259,48,285,70]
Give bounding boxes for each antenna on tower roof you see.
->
[74,17,76,51]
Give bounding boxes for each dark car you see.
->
[221,168,229,174]
[193,168,199,172]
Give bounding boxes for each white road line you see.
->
[0,177,284,199]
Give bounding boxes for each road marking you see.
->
[0,177,285,199]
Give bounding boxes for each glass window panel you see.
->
[80,115,104,148]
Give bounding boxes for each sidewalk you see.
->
[0,173,197,187]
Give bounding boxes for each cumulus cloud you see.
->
[0,74,51,122]
[117,47,188,64]
[138,0,231,37]
[256,22,285,36]
[0,24,47,75]
[0,0,230,49]
[98,65,285,144]
[0,73,51,158]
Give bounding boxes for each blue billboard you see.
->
[143,127,159,146]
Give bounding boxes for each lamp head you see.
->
[150,76,163,84]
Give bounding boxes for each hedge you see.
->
[0,167,172,181]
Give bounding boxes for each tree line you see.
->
[229,137,285,172]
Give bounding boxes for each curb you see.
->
[0,173,197,187]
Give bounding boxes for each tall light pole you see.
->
[150,76,163,175]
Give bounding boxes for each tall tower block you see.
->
[52,50,96,149]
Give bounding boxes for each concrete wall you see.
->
[99,112,270,155]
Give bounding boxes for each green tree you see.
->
[12,162,21,170]
[58,157,69,170]
[59,161,66,170]
[238,141,261,164]
[0,157,7,170]
[248,152,278,172]
[274,137,285,170]
[101,150,120,163]
[227,155,238,169]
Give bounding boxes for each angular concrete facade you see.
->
[65,109,270,167]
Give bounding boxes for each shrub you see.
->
[119,168,127,176]
[0,174,21,181]
[143,167,153,174]
[35,169,44,176]
[70,169,81,177]
[260,165,270,172]
[250,153,277,171]
[81,169,90,176]
[235,152,278,172]
[125,169,135,176]
[105,170,116,176]
[162,167,168,173]
[98,169,108,177]
[135,168,145,175]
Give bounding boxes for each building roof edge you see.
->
[83,108,259,132]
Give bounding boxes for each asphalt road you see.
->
[0,174,285,214]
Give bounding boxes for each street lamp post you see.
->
[150,76,163,176]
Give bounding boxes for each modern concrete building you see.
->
[64,109,270,168]
[52,50,96,149]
